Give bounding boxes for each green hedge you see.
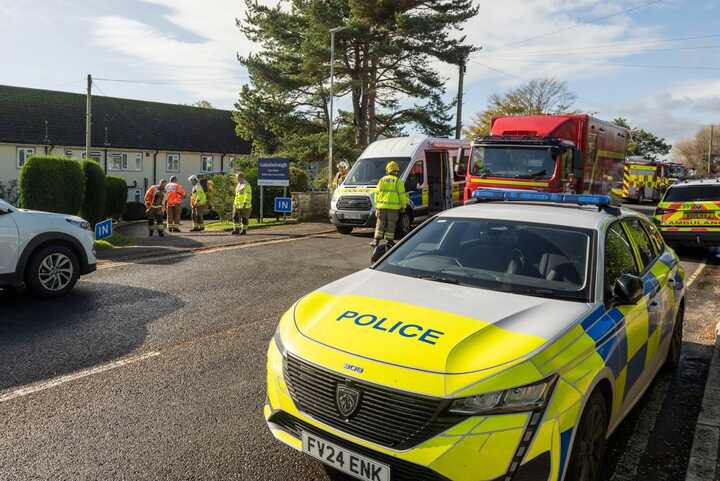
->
[122,201,147,221]
[18,156,85,214]
[105,176,128,220]
[80,160,107,226]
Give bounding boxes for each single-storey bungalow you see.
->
[0,84,251,204]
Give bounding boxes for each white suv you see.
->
[0,198,96,296]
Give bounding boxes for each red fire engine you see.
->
[464,114,629,202]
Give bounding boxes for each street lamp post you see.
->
[328,26,346,194]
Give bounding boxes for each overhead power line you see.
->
[487,33,720,56]
[472,58,720,71]
[94,76,248,85]
[483,44,720,59]
[488,0,665,52]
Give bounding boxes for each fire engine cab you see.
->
[464,115,628,202]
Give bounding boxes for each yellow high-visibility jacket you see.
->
[234,182,253,209]
[191,184,207,207]
[375,174,408,211]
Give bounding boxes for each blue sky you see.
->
[2,0,719,147]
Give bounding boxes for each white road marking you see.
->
[686,259,708,288]
[0,351,161,403]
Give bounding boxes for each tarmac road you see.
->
[0,231,716,481]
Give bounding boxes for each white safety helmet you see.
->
[188,175,198,183]
[337,161,350,171]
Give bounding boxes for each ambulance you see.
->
[654,179,720,247]
[267,189,686,481]
[329,137,471,236]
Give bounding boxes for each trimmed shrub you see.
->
[18,156,85,214]
[105,176,128,220]
[80,160,107,226]
[122,202,147,221]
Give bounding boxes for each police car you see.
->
[266,189,685,481]
[654,178,720,247]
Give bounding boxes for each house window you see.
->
[17,147,35,168]
[167,153,180,172]
[109,152,127,171]
[109,152,142,171]
[201,154,214,173]
[81,151,103,162]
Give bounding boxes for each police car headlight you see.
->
[273,329,288,358]
[448,376,557,415]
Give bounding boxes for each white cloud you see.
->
[457,0,663,88]
[91,0,257,105]
[612,80,720,145]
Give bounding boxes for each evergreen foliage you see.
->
[80,160,107,226]
[105,176,128,220]
[18,156,85,214]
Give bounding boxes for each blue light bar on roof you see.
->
[472,188,611,207]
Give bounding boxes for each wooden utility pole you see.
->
[709,124,715,175]
[455,58,466,140]
[85,74,92,160]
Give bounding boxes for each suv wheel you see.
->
[565,390,609,481]
[336,226,354,235]
[26,245,79,297]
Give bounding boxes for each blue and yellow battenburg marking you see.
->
[265,240,683,481]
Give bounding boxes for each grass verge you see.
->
[95,233,131,250]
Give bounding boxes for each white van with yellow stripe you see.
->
[330,137,470,236]
[267,190,685,481]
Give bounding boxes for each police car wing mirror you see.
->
[612,273,643,305]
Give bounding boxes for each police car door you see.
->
[620,219,666,399]
[603,223,652,413]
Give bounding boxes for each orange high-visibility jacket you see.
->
[144,185,164,208]
[165,182,186,207]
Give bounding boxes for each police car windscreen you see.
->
[344,158,411,186]
[376,217,591,302]
[664,185,720,202]
[470,147,555,179]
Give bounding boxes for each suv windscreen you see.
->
[344,157,411,186]
[664,185,720,202]
[470,146,556,179]
[375,217,592,301]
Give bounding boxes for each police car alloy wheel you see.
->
[27,245,80,297]
[565,391,609,481]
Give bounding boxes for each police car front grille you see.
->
[284,354,464,450]
[337,196,372,211]
[268,411,451,481]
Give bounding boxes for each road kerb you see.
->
[685,321,720,481]
[96,227,338,268]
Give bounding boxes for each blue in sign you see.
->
[274,197,292,214]
[95,219,113,240]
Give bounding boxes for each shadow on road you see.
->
[0,282,184,391]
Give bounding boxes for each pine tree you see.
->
[236,0,478,164]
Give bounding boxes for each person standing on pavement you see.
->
[372,161,408,247]
[331,161,350,190]
[232,172,253,235]
[144,179,167,237]
[188,175,207,232]
[164,175,186,233]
